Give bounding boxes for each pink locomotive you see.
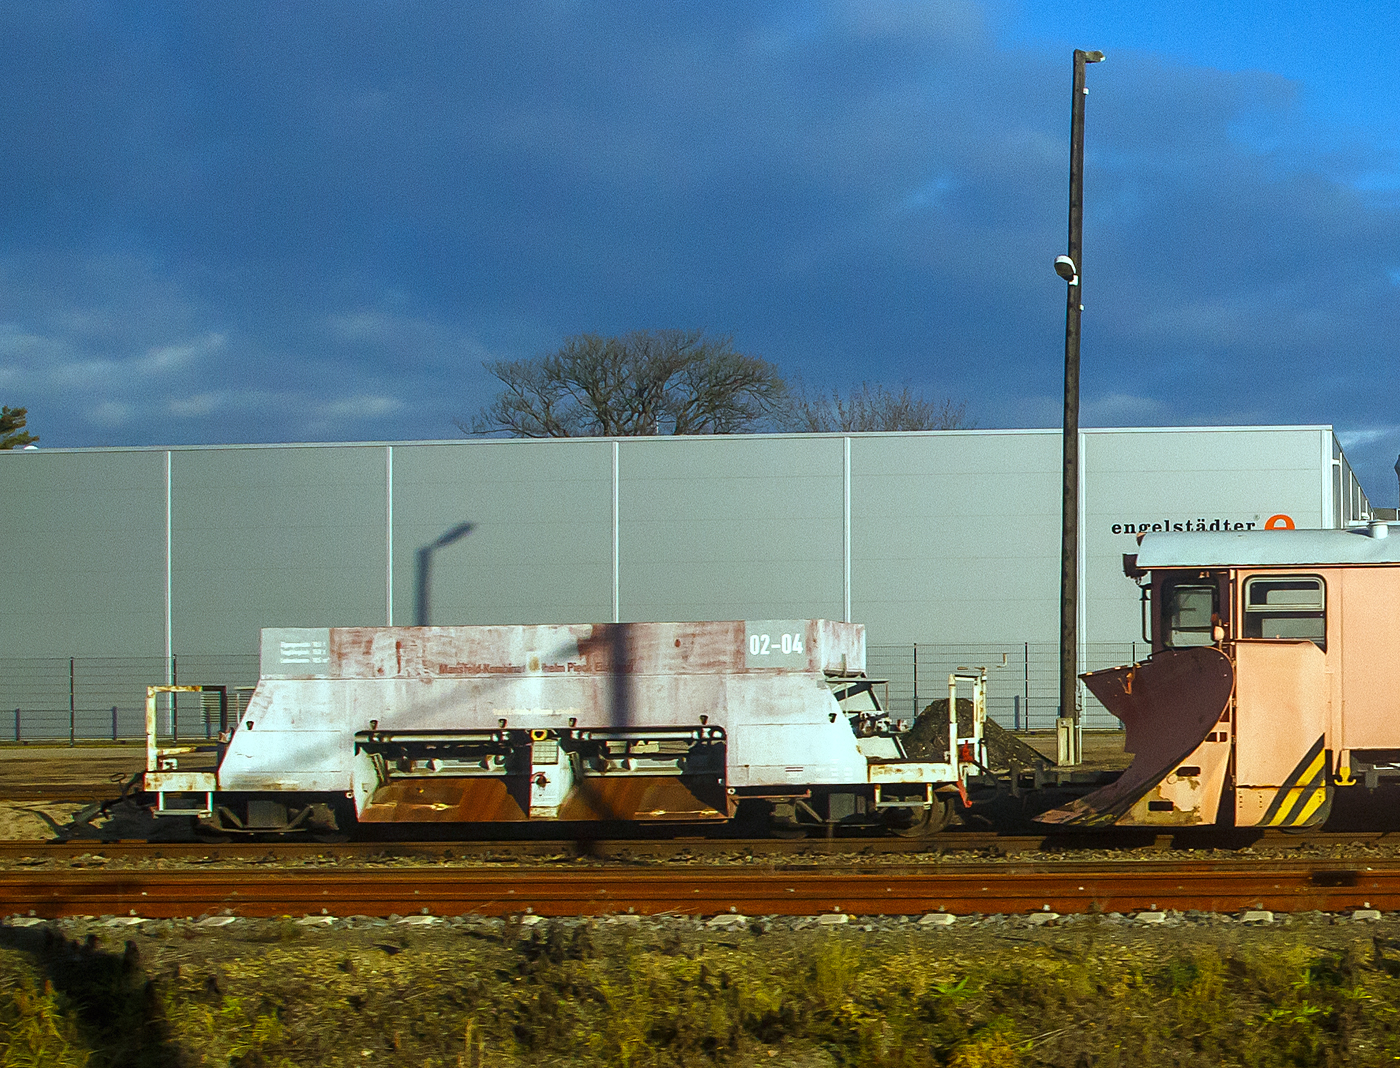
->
[1042,523,1400,829]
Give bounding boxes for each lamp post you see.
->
[1056,48,1104,768]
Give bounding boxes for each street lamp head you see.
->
[1054,255,1079,284]
[1080,50,1105,63]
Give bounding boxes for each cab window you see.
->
[1163,582,1217,648]
[1243,576,1326,649]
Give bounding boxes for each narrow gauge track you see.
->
[5,828,1400,862]
[3,860,1400,919]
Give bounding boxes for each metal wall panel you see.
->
[1082,428,1331,648]
[0,450,166,657]
[171,446,387,654]
[0,426,1369,686]
[391,440,613,626]
[850,431,1062,645]
[617,436,845,622]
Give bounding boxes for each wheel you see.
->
[883,796,952,839]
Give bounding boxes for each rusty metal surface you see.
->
[556,776,726,821]
[4,827,1400,862]
[360,778,529,823]
[357,774,729,823]
[319,621,864,681]
[223,621,888,800]
[6,860,1400,918]
[1037,648,1234,826]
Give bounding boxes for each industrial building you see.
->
[0,425,1372,736]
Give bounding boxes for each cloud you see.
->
[0,3,1396,495]
[319,394,407,421]
[1082,392,1170,426]
[88,400,136,427]
[137,333,225,374]
[1338,426,1400,451]
[167,392,224,418]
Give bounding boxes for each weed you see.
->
[11,922,1400,1065]
[0,977,91,1068]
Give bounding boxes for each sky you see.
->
[2,2,1399,499]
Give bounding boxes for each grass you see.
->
[1,918,1400,1066]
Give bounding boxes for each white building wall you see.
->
[0,426,1368,670]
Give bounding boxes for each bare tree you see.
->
[0,406,37,449]
[781,382,971,433]
[462,330,787,437]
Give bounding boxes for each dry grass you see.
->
[0,918,1399,1066]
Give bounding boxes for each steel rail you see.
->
[3,860,1400,919]
[0,837,967,860]
[2,827,1400,862]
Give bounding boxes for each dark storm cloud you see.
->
[0,2,1397,495]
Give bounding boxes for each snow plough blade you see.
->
[1036,647,1234,827]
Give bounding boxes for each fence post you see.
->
[912,643,918,719]
[111,706,118,743]
[12,708,17,743]
[1024,642,1030,731]
[171,654,178,742]
[69,657,76,748]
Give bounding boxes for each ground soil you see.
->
[1017,729,1130,771]
[0,743,145,800]
[0,801,85,841]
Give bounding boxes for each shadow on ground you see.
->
[0,925,184,1066]
[34,799,197,843]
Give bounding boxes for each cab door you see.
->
[1233,574,1331,828]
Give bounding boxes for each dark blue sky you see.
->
[3,2,1399,500]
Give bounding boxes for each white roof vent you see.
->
[1370,521,1390,539]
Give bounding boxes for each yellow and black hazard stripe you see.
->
[1259,735,1332,828]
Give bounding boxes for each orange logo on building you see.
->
[1264,514,1295,530]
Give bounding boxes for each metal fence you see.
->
[0,656,258,743]
[867,642,1143,731]
[0,642,1140,743]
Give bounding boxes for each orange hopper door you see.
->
[1232,641,1330,828]
[1036,647,1234,827]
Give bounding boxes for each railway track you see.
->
[2,826,1400,861]
[2,859,1398,919]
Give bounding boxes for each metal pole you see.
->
[1024,642,1030,731]
[1057,48,1103,767]
[69,657,75,747]
[912,643,918,718]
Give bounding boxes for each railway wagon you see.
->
[141,619,984,837]
[1040,522,1400,829]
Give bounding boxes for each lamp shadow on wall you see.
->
[414,521,476,627]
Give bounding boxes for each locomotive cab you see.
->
[1041,523,1400,829]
